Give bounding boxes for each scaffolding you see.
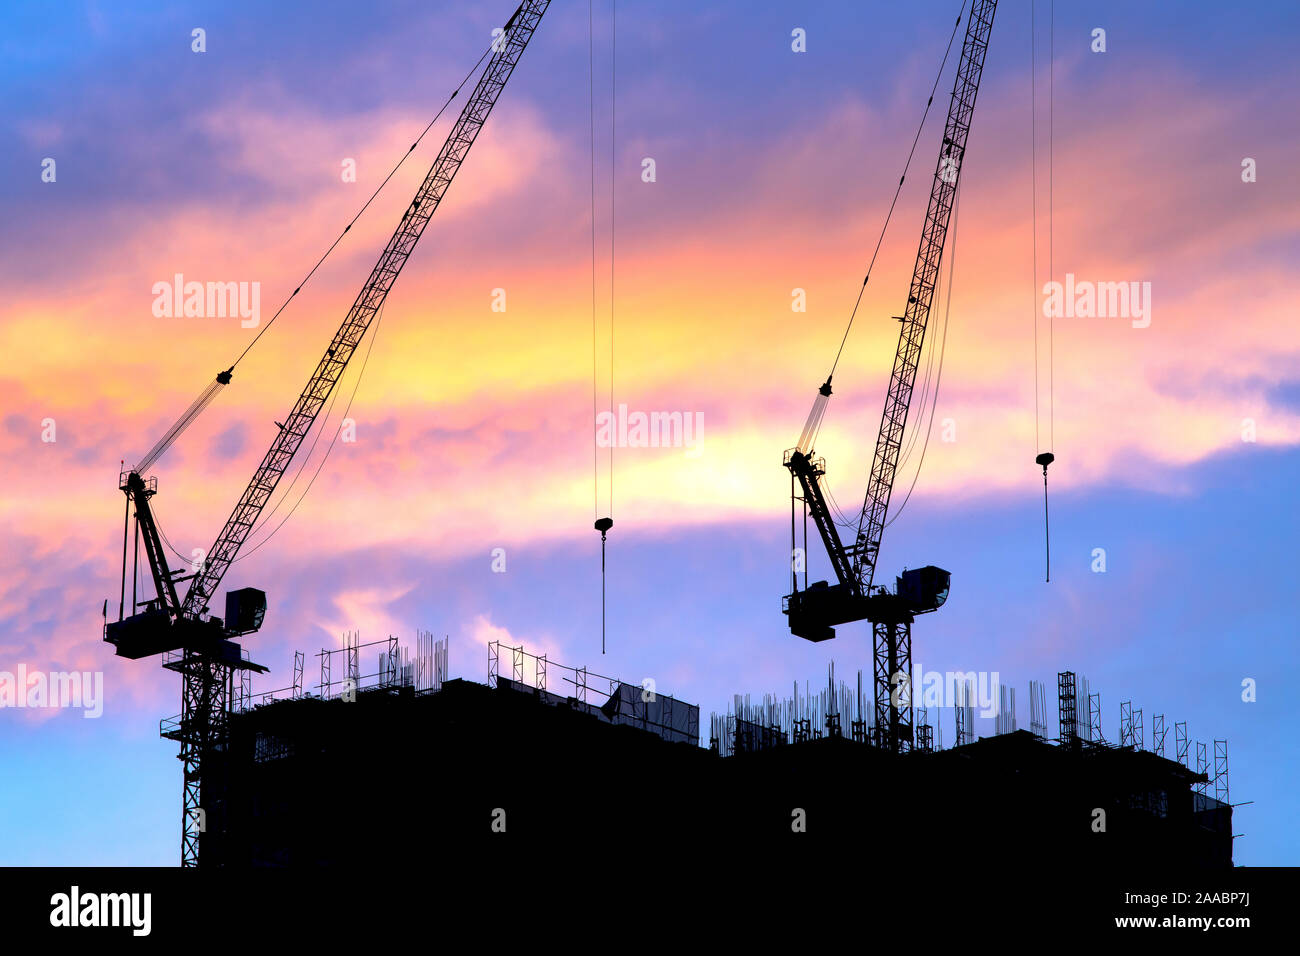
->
[231,633,447,713]
[1057,671,1077,747]
[305,632,450,700]
[488,640,698,746]
[319,636,399,697]
[1088,692,1104,744]
[1213,740,1229,804]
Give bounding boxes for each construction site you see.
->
[198,635,1233,868]
[95,0,1244,872]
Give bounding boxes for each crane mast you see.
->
[784,0,997,752]
[105,0,552,866]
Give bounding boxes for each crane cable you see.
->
[829,205,957,534]
[809,0,967,454]
[802,1,966,462]
[797,2,967,541]
[240,304,389,543]
[821,476,862,530]
[131,34,499,477]
[816,172,966,534]
[887,177,961,530]
[130,25,504,565]
[589,0,615,653]
[589,0,599,525]
[151,300,388,566]
[233,302,388,562]
[891,190,952,493]
[1031,0,1056,582]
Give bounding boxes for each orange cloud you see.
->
[3,53,1297,688]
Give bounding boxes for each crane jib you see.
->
[179,0,553,620]
[853,0,996,593]
[783,0,995,648]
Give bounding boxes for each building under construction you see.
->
[200,638,1232,868]
[98,0,1239,872]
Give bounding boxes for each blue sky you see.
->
[2,0,1298,866]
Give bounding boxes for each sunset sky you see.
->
[2,0,1297,865]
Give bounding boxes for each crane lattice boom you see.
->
[783,2,997,757]
[182,0,552,619]
[852,0,996,593]
[106,0,553,868]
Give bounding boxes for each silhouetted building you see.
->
[208,677,1231,867]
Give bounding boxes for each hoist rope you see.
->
[1031,0,1056,454]
[587,1,616,654]
[893,204,950,479]
[153,506,190,566]
[608,0,616,523]
[1042,462,1051,582]
[1031,0,1040,455]
[887,177,960,529]
[229,47,494,372]
[131,38,496,476]
[588,0,616,524]
[820,475,860,530]
[823,1,968,385]
[150,301,388,567]
[589,0,599,523]
[235,301,387,562]
[823,166,963,535]
[1049,0,1055,451]
[1030,0,1057,583]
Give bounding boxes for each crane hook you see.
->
[1035,452,1054,582]
[594,518,613,653]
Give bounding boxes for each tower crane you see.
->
[782,0,997,754]
[104,0,552,866]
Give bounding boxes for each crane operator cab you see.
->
[897,566,951,615]
[784,566,950,643]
